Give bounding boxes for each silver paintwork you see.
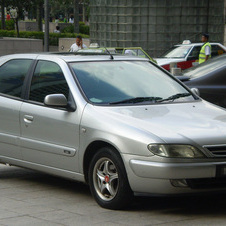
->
[44,94,68,107]
[1,53,226,197]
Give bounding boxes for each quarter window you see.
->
[29,61,69,103]
[0,59,32,98]
[211,45,226,57]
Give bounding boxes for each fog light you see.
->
[170,179,188,188]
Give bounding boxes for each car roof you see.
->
[0,52,150,63]
[175,42,225,47]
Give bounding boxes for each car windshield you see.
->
[70,61,195,105]
[183,55,226,79]
[162,46,192,58]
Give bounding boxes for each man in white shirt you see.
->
[70,35,87,52]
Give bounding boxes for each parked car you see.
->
[155,40,226,71]
[78,46,156,63]
[177,54,226,108]
[2,53,226,210]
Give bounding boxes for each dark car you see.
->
[177,54,226,108]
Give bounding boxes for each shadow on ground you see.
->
[1,165,226,215]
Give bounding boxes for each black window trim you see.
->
[23,59,76,111]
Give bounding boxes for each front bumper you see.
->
[130,160,218,179]
[124,156,226,195]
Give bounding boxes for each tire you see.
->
[88,146,133,210]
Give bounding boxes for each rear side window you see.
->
[29,60,69,103]
[0,59,32,98]
[211,45,226,57]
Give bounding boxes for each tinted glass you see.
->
[211,45,226,57]
[29,61,69,103]
[190,46,201,59]
[0,59,32,98]
[183,55,226,79]
[70,61,194,105]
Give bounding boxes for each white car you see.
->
[155,40,226,71]
[1,53,226,210]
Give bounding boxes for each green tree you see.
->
[1,0,36,36]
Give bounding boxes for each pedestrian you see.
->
[69,35,87,52]
[69,15,74,23]
[6,13,10,21]
[54,26,60,33]
[199,33,211,64]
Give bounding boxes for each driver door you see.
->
[20,60,80,172]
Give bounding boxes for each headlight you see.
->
[147,144,205,158]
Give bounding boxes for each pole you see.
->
[44,0,49,52]
[1,0,5,30]
[73,0,79,34]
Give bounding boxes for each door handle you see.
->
[24,115,34,123]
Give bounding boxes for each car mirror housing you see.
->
[190,88,200,97]
[44,94,68,108]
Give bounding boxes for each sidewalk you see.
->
[1,164,226,226]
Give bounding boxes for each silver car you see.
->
[1,53,226,210]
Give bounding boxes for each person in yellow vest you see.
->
[199,33,211,64]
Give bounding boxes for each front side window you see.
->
[70,61,195,105]
[29,61,69,103]
[0,59,32,98]
[190,46,201,59]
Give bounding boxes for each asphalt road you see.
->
[0,164,226,226]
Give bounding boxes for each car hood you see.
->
[155,58,184,66]
[86,101,226,147]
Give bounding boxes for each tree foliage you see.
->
[0,0,90,35]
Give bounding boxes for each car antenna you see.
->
[105,48,114,60]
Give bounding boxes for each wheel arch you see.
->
[83,140,122,184]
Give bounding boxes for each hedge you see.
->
[0,20,15,30]
[0,20,89,35]
[62,22,90,35]
[0,30,89,46]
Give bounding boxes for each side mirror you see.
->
[190,88,200,97]
[44,94,68,107]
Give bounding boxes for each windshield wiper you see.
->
[109,97,163,105]
[158,93,192,103]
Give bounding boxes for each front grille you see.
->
[187,178,226,189]
[204,146,226,157]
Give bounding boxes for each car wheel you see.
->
[88,146,133,209]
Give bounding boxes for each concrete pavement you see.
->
[1,164,226,226]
